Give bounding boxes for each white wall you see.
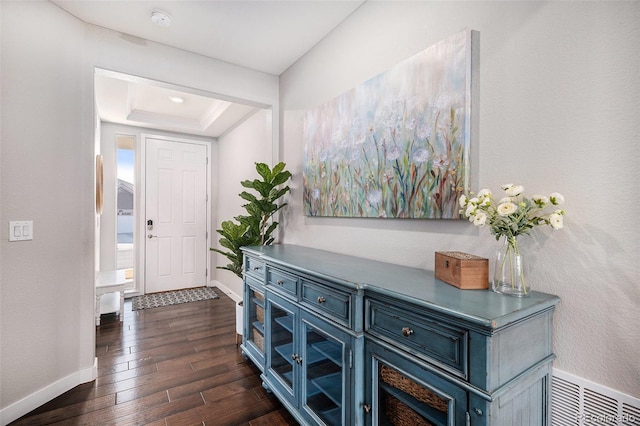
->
[280,1,640,397]
[0,3,279,423]
[0,2,96,423]
[213,109,273,298]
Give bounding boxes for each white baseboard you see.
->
[210,279,242,303]
[0,357,98,426]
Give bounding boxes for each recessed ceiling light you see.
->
[169,96,184,104]
[150,10,171,27]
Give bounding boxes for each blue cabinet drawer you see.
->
[366,298,469,379]
[301,279,351,327]
[267,267,298,298]
[245,255,265,281]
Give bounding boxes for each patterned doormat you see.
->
[131,287,219,311]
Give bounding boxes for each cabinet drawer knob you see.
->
[253,266,260,271]
[277,279,284,285]
[317,296,326,304]
[401,327,414,337]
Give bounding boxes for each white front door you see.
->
[145,137,208,294]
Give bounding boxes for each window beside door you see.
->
[116,135,135,290]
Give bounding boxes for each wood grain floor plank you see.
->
[248,408,298,426]
[9,290,298,425]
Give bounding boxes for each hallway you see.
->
[11,291,297,425]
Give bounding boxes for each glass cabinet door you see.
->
[267,294,297,405]
[366,340,467,426]
[244,280,265,366]
[301,313,351,426]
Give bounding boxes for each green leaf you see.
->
[239,191,258,203]
[255,163,272,181]
[271,162,286,177]
[271,171,292,187]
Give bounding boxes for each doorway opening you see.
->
[116,134,135,290]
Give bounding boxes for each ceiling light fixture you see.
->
[169,96,184,104]
[150,10,172,27]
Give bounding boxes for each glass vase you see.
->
[492,236,529,297]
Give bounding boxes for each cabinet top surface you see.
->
[242,244,559,330]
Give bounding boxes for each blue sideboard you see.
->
[240,244,560,426]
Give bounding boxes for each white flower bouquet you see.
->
[459,184,566,240]
[459,183,566,296]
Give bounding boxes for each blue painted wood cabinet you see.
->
[240,245,560,426]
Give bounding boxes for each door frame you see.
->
[138,133,212,295]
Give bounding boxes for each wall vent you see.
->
[552,369,640,425]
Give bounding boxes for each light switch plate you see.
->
[9,221,33,241]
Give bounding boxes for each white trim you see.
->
[210,279,241,303]
[0,358,98,426]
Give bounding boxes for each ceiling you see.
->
[52,0,364,137]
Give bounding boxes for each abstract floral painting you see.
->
[303,29,473,218]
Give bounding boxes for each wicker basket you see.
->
[380,365,448,413]
[385,395,433,426]
[252,328,264,352]
[256,305,264,323]
[253,290,264,303]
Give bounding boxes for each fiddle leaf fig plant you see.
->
[211,162,292,278]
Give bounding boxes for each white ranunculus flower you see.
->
[501,183,514,191]
[532,194,549,205]
[459,194,468,208]
[504,185,525,197]
[477,188,492,199]
[498,196,513,204]
[550,192,565,205]
[549,212,564,229]
[497,201,518,216]
[473,211,487,227]
[465,204,476,217]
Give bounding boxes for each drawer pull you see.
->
[277,279,284,285]
[253,266,260,271]
[317,296,326,304]
[401,327,414,337]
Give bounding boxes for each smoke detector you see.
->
[150,10,171,27]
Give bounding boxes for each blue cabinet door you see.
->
[242,276,266,369]
[300,310,353,426]
[265,291,299,409]
[365,339,469,426]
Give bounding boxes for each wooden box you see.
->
[435,251,488,290]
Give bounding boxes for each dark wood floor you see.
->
[11,289,298,426]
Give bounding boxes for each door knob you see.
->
[401,327,414,337]
[147,234,157,239]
